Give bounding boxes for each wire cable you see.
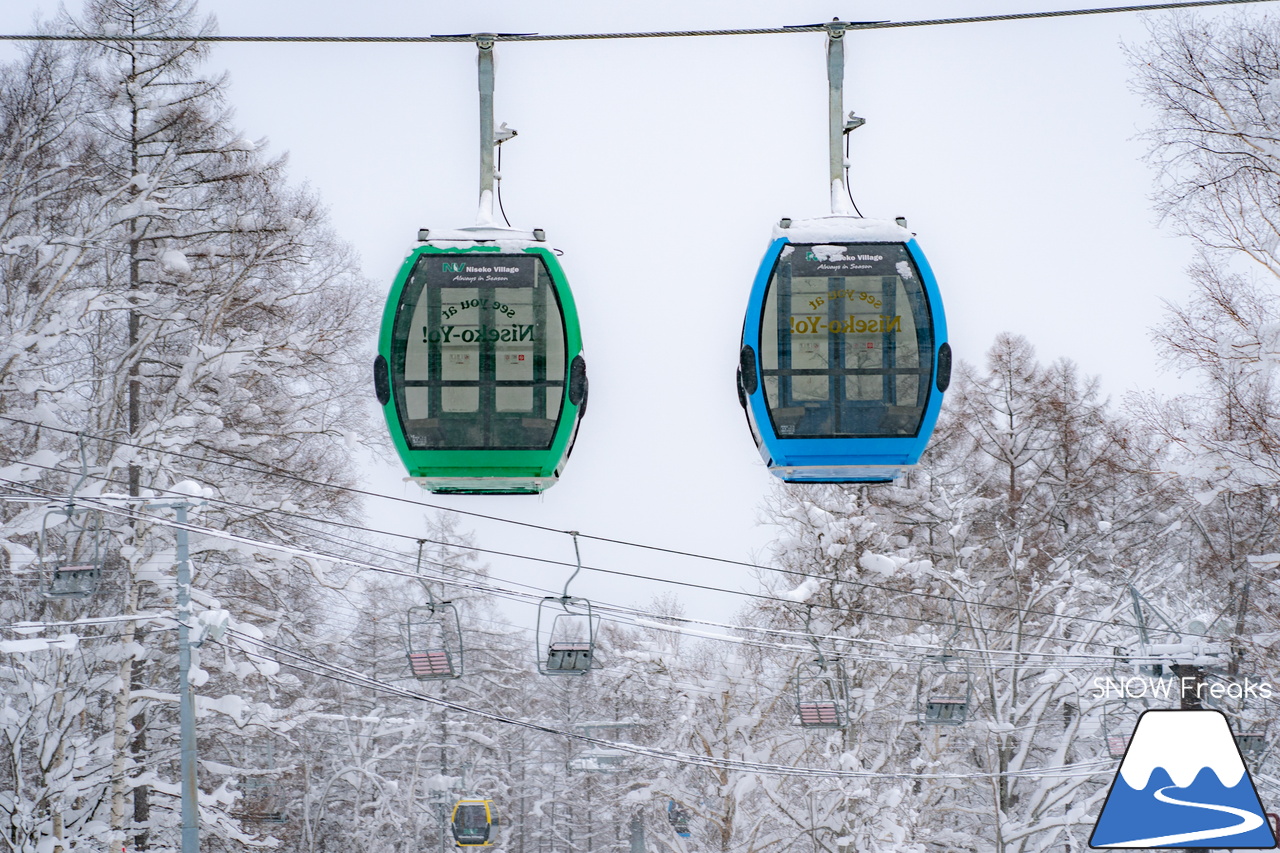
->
[219,627,1122,781]
[0,415,1173,640]
[495,142,512,228]
[844,130,865,217]
[0,1,1274,43]
[0,441,1224,659]
[2,471,1161,658]
[0,475,1157,676]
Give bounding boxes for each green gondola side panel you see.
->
[376,241,587,494]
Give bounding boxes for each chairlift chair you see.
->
[1229,702,1268,763]
[1202,673,1269,762]
[233,778,287,825]
[536,595,596,675]
[917,654,972,726]
[1101,703,1135,759]
[232,740,286,823]
[794,657,849,729]
[39,504,104,599]
[405,601,464,680]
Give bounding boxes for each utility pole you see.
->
[628,813,645,853]
[105,495,201,853]
[168,500,200,853]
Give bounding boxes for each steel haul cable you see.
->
[0,1,1274,43]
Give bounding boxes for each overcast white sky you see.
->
[1,0,1261,630]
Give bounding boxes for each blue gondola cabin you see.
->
[738,216,950,483]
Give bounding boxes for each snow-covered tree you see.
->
[0,0,375,850]
[748,337,1183,853]
[1126,10,1280,800]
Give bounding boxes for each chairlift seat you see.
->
[234,804,287,825]
[797,700,844,728]
[546,641,592,672]
[408,649,456,679]
[1107,735,1128,759]
[924,698,968,725]
[1237,733,1266,758]
[47,563,101,598]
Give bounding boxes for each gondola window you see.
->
[391,254,567,450]
[760,243,934,439]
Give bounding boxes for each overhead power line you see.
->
[0,0,1273,44]
[0,415,1163,642]
[0,419,1229,659]
[220,627,1119,782]
[0,470,1148,656]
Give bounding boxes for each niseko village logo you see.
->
[1090,709,1276,849]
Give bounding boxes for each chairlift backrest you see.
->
[568,749,626,772]
[797,700,843,728]
[1237,733,1266,759]
[924,698,968,725]
[546,641,592,672]
[408,649,456,679]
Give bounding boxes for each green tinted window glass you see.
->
[391,253,567,450]
[759,243,933,439]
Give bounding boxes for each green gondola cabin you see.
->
[375,228,587,494]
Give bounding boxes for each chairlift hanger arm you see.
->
[1,1,1275,43]
[562,531,583,599]
[800,604,829,669]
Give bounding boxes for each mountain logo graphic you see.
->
[1090,709,1276,849]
